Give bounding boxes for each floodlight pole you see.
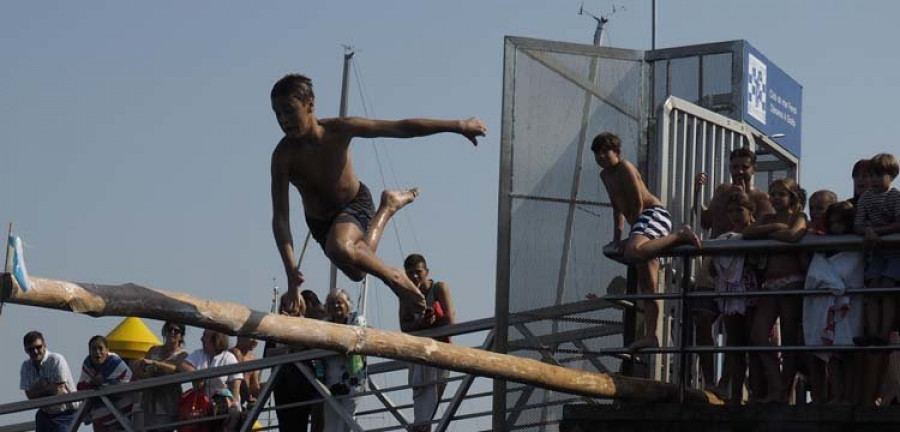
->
[651,0,657,50]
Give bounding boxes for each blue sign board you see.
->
[742,42,803,158]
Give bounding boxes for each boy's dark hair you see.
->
[271,74,315,103]
[23,331,44,347]
[825,201,856,235]
[851,158,871,178]
[590,133,622,155]
[404,253,428,270]
[729,146,757,165]
[88,335,107,348]
[724,189,756,214]
[870,153,899,180]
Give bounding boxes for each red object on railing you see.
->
[177,389,211,432]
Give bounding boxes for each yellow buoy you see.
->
[106,317,162,360]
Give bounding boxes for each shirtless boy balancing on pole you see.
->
[270,74,486,318]
[592,133,701,351]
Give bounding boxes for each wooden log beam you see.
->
[0,273,720,404]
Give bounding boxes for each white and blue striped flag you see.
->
[7,235,31,292]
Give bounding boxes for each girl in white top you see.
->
[179,329,243,411]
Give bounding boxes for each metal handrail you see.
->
[601,231,900,400]
[0,294,617,431]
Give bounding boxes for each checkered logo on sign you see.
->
[747,53,767,125]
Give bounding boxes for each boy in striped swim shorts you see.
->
[593,132,701,351]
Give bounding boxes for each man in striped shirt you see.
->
[19,331,80,432]
[593,133,701,352]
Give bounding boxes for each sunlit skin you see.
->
[721,200,754,404]
[87,338,110,388]
[89,339,109,367]
[697,156,774,238]
[743,181,807,403]
[593,141,700,352]
[768,186,793,213]
[729,156,755,190]
[725,202,753,231]
[692,153,772,396]
[25,340,46,365]
[135,324,186,379]
[404,262,435,329]
[271,87,486,326]
[405,263,429,290]
[401,261,456,333]
[279,292,305,318]
[855,165,900,406]
[22,337,70,400]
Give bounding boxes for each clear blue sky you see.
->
[1,0,896,425]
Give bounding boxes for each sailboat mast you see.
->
[330,47,355,295]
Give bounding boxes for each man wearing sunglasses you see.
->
[19,331,80,432]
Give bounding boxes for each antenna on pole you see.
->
[578,2,625,46]
[270,277,279,314]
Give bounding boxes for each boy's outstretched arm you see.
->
[325,117,487,146]
[270,150,304,303]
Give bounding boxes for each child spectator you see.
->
[709,190,758,404]
[802,201,865,403]
[744,177,808,403]
[592,132,700,351]
[854,153,900,343]
[77,335,135,431]
[808,190,838,235]
[853,153,900,405]
[851,159,872,206]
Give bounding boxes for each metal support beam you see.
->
[366,377,410,428]
[505,386,536,426]
[239,364,282,432]
[99,395,135,432]
[572,340,610,373]
[66,399,92,432]
[514,324,598,406]
[435,331,495,432]
[295,361,365,432]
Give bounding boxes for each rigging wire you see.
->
[352,59,423,253]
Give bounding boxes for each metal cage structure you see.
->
[495,37,802,431]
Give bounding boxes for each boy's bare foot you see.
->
[626,335,659,353]
[382,188,421,214]
[677,225,702,248]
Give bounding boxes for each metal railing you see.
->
[0,296,624,432]
[601,233,900,402]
